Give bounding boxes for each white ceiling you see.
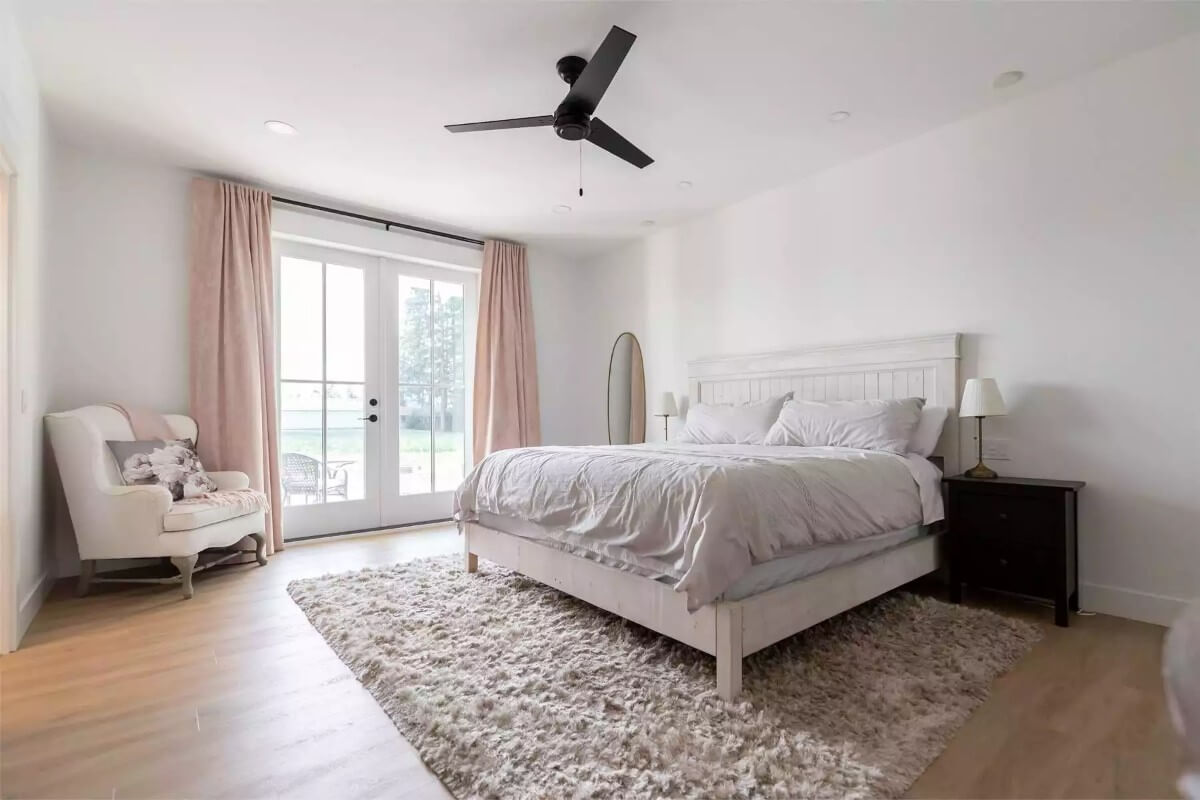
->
[17,1,1200,257]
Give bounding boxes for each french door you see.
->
[274,240,476,540]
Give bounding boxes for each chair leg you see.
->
[170,554,199,599]
[249,533,268,566]
[76,559,96,597]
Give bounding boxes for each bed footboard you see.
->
[460,522,942,701]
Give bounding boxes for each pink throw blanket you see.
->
[175,488,270,515]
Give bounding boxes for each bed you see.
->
[458,333,961,699]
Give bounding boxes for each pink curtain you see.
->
[189,178,283,553]
[473,240,541,462]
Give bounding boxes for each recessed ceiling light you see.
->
[552,204,572,215]
[993,70,1025,89]
[828,110,852,123]
[677,180,693,190]
[264,120,298,135]
[640,219,656,227]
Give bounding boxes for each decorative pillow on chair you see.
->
[107,439,218,500]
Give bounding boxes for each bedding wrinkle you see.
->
[454,443,941,610]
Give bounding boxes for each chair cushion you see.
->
[163,489,269,532]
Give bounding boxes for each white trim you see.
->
[272,231,481,275]
[271,206,482,275]
[1081,581,1189,628]
[0,145,14,654]
[16,569,49,643]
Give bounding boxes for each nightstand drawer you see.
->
[963,538,1055,598]
[954,492,1058,546]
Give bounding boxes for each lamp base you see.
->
[964,462,999,480]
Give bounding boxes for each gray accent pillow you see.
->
[106,438,218,501]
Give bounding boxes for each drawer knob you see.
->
[998,512,1009,520]
[999,558,1009,567]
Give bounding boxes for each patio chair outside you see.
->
[282,452,349,504]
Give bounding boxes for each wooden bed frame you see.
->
[464,333,962,699]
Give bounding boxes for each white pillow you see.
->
[908,405,950,457]
[763,397,926,454]
[676,392,793,445]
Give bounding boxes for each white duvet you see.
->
[453,443,944,610]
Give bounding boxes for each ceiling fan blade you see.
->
[563,26,636,114]
[445,115,554,133]
[587,118,653,169]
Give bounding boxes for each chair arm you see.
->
[208,471,250,491]
[73,484,175,560]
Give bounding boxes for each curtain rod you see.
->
[272,196,485,247]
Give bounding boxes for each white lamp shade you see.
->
[659,391,679,417]
[960,378,1007,417]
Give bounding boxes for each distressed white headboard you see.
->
[687,333,962,473]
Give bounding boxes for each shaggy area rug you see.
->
[288,556,1040,799]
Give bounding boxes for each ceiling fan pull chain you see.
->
[579,141,584,197]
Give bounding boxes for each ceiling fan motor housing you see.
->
[554,56,592,140]
[554,106,591,141]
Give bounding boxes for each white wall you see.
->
[47,143,193,412]
[527,246,602,447]
[0,0,52,646]
[584,33,1200,625]
[43,145,192,576]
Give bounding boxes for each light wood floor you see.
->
[0,526,1179,800]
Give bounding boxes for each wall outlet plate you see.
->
[982,437,1011,460]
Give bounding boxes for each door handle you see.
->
[359,414,379,423]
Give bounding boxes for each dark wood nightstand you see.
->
[945,475,1085,627]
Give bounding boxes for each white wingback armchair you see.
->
[46,405,268,598]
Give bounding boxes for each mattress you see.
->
[457,442,943,609]
[475,510,927,601]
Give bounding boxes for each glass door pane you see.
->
[432,280,466,492]
[276,242,380,540]
[380,261,476,527]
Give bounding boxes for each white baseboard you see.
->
[1081,581,1191,627]
[16,569,52,645]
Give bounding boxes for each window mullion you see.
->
[428,279,436,493]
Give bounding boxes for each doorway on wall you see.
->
[274,240,476,541]
[0,149,13,652]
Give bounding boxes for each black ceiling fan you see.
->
[445,26,653,170]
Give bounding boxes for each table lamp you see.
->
[960,378,1007,479]
[656,392,678,440]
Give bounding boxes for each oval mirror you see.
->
[607,332,646,445]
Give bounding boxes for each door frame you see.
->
[272,231,479,540]
[273,240,384,540]
[378,258,478,527]
[0,145,16,654]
